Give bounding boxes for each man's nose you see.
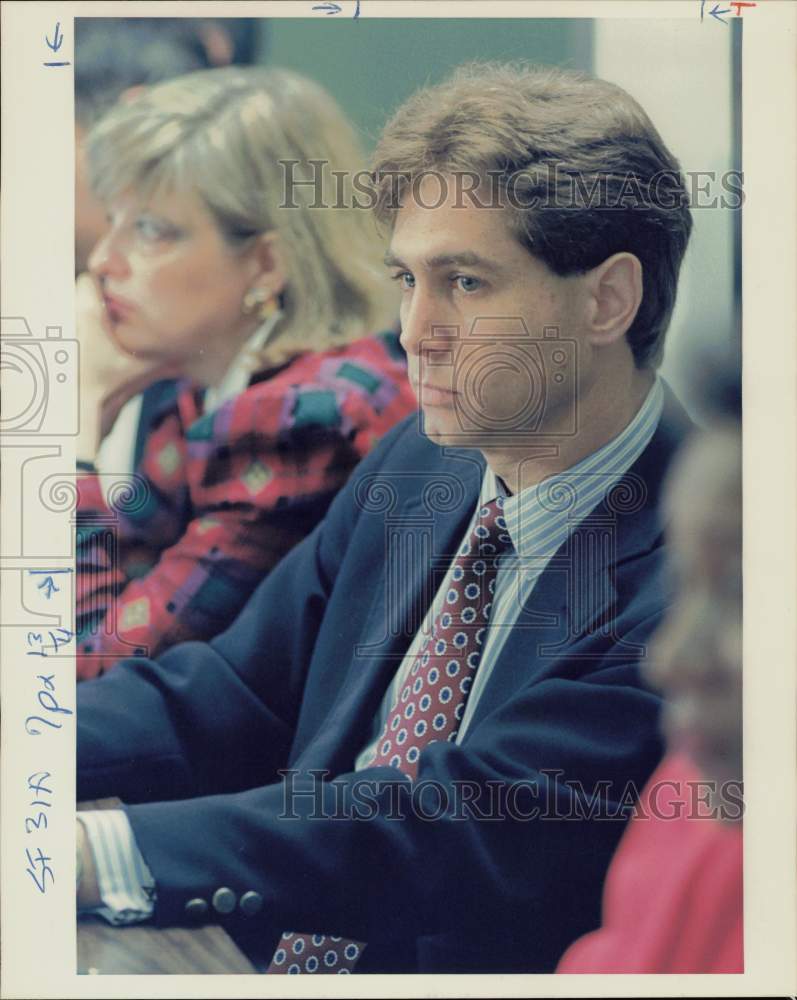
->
[399,290,457,358]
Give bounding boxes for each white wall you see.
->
[593,19,738,413]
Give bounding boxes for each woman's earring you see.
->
[242,287,280,321]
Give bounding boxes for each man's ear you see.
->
[584,252,643,348]
[247,231,288,299]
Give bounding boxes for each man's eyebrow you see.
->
[383,250,408,269]
[383,250,500,272]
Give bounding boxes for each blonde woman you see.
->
[75,67,414,678]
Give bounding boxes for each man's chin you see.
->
[420,415,484,449]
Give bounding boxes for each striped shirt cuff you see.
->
[78,810,156,925]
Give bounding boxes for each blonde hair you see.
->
[87,66,397,367]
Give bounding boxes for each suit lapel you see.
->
[466,385,693,727]
[298,444,486,773]
[302,383,692,768]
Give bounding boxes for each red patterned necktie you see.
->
[267,496,513,974]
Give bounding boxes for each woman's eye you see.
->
[135,217,174,242]
[454,274,481,293]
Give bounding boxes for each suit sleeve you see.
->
[112,606,665,959]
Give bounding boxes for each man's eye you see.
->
[453,275,482,292]
[391,271,415,290]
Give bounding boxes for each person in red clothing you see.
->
[557,383,743,974]
[75,66,414,678]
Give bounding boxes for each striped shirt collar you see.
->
[479,378,665,559]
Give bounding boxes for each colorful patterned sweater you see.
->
[76,330,414,678]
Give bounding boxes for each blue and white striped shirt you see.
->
[80,378,664,923]
[78,810,155,924]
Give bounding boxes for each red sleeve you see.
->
[75,399,192,679]
[556,753,743,974]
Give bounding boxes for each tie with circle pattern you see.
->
[267,496,513,974]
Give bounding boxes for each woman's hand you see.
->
[76,273,181,462]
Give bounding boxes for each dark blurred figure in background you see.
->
[558,354,742,974]
[75,17,263,273]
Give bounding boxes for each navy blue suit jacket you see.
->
[78,387,692,973]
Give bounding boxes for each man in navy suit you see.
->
[76,62,694,974]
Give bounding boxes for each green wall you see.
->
[257,18,592,148]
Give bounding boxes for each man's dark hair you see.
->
[372,61,694,369]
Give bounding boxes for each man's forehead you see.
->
[388,198,520,268]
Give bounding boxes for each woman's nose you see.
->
[87,230,128,282]
[647,594,715,695]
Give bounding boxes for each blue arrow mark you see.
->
[45,21,63,52]
[710,3,731,22]
[312,2,343,13]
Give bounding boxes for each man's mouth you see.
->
[417,382,458,406]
